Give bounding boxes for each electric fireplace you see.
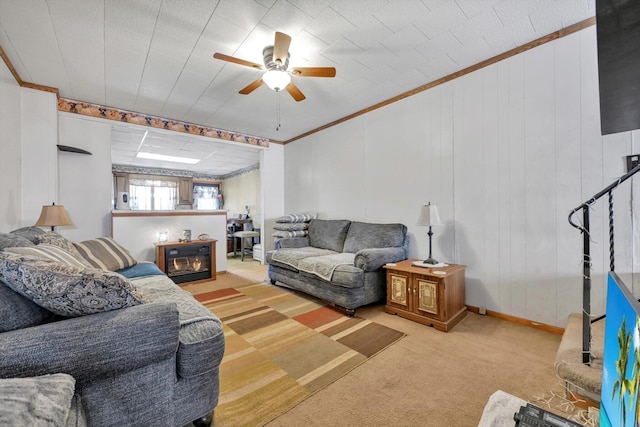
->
[165,244,211,284]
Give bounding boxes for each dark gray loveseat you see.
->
[266,219,408,316]
[0,228,225,427]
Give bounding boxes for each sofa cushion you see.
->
[131,274,225,378]
[0,280,53,332]
[297,253,356,281]
[10,226,46,244]
[0,233,34,251]
[343,222,407,253]
[34,231,89,266]
[299,264,364,289]
[269,247,338,272]
[308,219,351,252]
[0,373,76,427]
[0,252,148,317]
[5,244,92,269]
[73,237,137,271]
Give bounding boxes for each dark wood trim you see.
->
[0,45,23,85]
[283,16,597,145]
[0,45,60,98]
[466,305,564,335]
[20,81,60,97]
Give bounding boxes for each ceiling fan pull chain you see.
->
[276,92,282,131]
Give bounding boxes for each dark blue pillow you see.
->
[116,262,164,279]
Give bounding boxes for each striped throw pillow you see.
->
[5,244,90,269]
[275,213,315,223]
[73,237,137,271]
[271,230,308,238]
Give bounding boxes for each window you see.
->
[193,183,222,210]
[129,176,178,210]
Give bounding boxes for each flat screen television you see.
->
[600,272,640,426]
[596,0,640,135]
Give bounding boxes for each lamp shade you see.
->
[417,203,443,227]
[262,70,291,92]
[35,204,73,229]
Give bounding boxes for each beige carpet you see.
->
[182,259,567,426]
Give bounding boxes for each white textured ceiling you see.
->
[0,0,595,174]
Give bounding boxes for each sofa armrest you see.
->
[276,236,310,249]
[0,302,180,381]
[354,247,407,272]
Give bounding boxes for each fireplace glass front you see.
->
[165,243,211,284]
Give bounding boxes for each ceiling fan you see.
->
[213,32,336,102]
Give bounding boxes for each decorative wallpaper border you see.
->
[58,98,269,147]
[112,163,260,181]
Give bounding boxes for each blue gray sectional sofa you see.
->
[266,219,409,316]
[0,227,224,427]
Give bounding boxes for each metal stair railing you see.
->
[568,163,640,365]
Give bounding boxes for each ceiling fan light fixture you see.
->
[263,70,291,92]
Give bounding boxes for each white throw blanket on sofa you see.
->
[272,248,355,281]
[297,253,355,281]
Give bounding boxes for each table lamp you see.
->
[35,203,73,231]
[416,202,444,265]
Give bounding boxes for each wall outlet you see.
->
[479,307,487,315]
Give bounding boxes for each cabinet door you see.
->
[415,277,441,319]
[387,270,411,310]
[179,178,193,204]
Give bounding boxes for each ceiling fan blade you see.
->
[273,32,292,65]
[213,53,263,70]
[291,67,336,78]
[239,78,264,95]
[285,81,306,102]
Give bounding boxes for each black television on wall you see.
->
[596,0,640,135]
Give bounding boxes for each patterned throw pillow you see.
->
[0,233,34,251]
[5,244,91,269]
[10,226,46,244]
[73,237,137,271]
[34,231,89,266]
[0,252,147,317]
[0,374,75,427]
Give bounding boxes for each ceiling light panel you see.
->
[136,152,200,164]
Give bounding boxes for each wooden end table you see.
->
[384,260,466,332]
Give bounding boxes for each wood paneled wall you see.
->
[283,26,640,327]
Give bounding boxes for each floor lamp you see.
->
[417,202,443,265]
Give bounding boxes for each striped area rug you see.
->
[193,282,405,427]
